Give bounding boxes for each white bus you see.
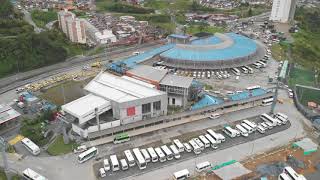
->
[78,147,98,163]
[140,149,151,163]
[196,161,212,172]
[21,138,40,156]
[241,67,248,74]
[246,85,261,91]
[275,115,288,125]
[132,148,147,169]
[241,123,253,134]
[110,155,120,171]
[147,147,158,162]
[124,150,136,167]
[223,126,239,138]
[199,135,210,148]
[231,68,241,76]
[258,61,267,67]
[189,139,201,155]
[173,169,190,180]
[169,144,181,159]
[155,147,166,162]
[244,65,253,74]
[204,134,218,149]
[206,129,221,144]
[22,168,47,180]
[183,143,192,153]
[278,173,292,180]
[242,120,257,130]
[260,113,278,126]
[173,139,185,152]
[252,62,261,69]
[217,133,226,142]
[161,145,174,161]
[283,166,307,180]
[236,124,249,137]
[276,112,288,120]
[120,159,128,170]
[194,138,205,150]
[262,98,274,106]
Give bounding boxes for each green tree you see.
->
[248,8,253,17]
[0,0,14,18]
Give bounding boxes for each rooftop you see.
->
[168,34,190,39]
[61,94,110,118]
[0,104,21,125]
[126,65,168,83]
[160,74,194,88]
[85,72,166,103]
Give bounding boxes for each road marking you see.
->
[8,134,24,145]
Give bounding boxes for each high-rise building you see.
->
[270,0,297,23]
[58,10,86,44]
[66,18,86,44]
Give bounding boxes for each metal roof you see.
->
[85,72,166,103]
[61,94,110,118]
[0,104,21,125]
[168,34,190,39]
[160,74,193,88]
[127,65,168,82]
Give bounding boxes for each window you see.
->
[142,103,151,114]
[172,98,175,105]
[153,101,161,111]
[127,107,135,116]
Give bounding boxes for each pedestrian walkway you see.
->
[9,134,24,145]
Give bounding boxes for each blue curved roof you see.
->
[160,33,257,61]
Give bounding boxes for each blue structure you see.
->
[161,33,257,61]
[191,95,224,110]
[229,88,267,101]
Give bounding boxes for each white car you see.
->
[209,113,221,119]
[73,145,87,153]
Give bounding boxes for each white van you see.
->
[236,124,249,137]
[120,159,128,170]
[99,168,106,178]
[275,115,287,125]
[241,123,253,134]
[183,143,192,153]
[257,125,265,134]
[209,113,220,119]
[196,161,212,172]
[223,126,239,138]
[103,159,110,171]
[194,138,205,150]
[199,135,210,148]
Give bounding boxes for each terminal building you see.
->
[61,72,167,138]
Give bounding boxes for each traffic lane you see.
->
[93,120,291,180]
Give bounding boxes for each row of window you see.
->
[127,101,161,117]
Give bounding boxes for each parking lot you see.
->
[93,115,291,180]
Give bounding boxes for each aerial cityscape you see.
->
[0,0,320,180]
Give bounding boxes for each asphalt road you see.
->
[94,117,291,180]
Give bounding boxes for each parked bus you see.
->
[241,67,248,74]
[223,126,239,138]
[258,61,267,67]
[278,173,292,180]
[132,148,147,169]
[257,125,266,134]
[244,66,253,74]
[196,161,212,172]
[173,139,185,152]
[262,98,274,106]
[173,169,190,180]
[252,62,261,69]
[236,124,249,137]
[124,150,135,167]
[276,112,288,120]
[242,120,257,130]
[140,149,151,163]
[194,138,205,150]
[22,168,48,180]
[120,159,128,170]
[161,145,174,161]
[206,129,221,144]
[283,166,307,180]
[199,135,210,148]
[169,144,181,159]
[204,134,218,149]
[240,123,253,134]
[260,113,278,126]
[189,139,201,155]
[246,85,261,91]
[78,147,98,163]
[110,155,120,171]
[113,133,130,144]
[231,68,241,76]
[147,147,158,162]
[155,147,166,162]
[217,133,226,142]
[183,143,192,153]
[21,138,40,156]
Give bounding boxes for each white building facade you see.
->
[270,0,297,23]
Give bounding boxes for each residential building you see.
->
[58,10,75,34]
[270,0,297,23]
[66,18,86,44]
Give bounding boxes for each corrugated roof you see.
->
[0,105,20,125]
[127,65,168,82]
[85,72,165,103]
[160,74,193,88]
